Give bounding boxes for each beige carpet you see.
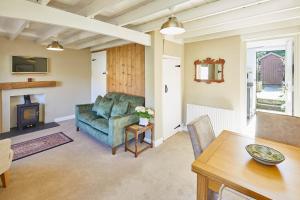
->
[0,120,196,200]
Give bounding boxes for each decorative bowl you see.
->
[245,144,285,166]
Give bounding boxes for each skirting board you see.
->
[144,137,163,147]
[54,115,75,122]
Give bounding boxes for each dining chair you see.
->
[187,115,217,200]
[187,115,216,159]
[256,111,300,147]
[218,185,255,200]
[0,139,14,188]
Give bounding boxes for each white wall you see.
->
[294,35,300,117]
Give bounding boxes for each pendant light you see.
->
[160,15,185,35]
[46,41,64,51]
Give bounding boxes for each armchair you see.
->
[0,139,13,188]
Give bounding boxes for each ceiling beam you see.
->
[184,19,300,43]
[62,32,97,45]
[78,0,122,18]
[9,19,28,40]
[183,0,300,32]
[79,0,271,49]
[180,7,300,39]
[76,36,116,49]
[36,26,67,43]
[61,0,123,44]
[0,26,38,39]
[108,0,190,26]
[0,0,151,46]
[8,0,52,41]
[75,0,190,49]
[91,39,131,52]
[242,26,300,41]
[133,0,272,33]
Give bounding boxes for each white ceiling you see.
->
[0,0,299,51]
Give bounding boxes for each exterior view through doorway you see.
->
[246,38,294,119]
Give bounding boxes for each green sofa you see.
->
[75,92,144,154]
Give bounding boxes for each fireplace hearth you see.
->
[17,95,39,130]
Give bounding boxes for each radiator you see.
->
[186,104,240,136]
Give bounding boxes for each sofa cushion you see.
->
[90,118,109,134]
[78,112,99,124]
[119,95,145,114]
[104,92,122,102]
[96,97,114,119]
[111,101,129,117]
[92,96,102,112]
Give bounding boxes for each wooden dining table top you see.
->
[192,130,300,200]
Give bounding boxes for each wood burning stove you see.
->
[17,95,39,130]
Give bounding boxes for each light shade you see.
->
[46,41,64,51]
[160,16,185,35]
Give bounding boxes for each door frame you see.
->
[243,36,299,133]
[161,55,182,141]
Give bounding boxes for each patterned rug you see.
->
[12,132,73,161]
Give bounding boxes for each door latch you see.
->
[165,85,168,93]
[174,124,181,129]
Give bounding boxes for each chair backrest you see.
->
[255,111,300,147]
[187,115,215,159]
[0,139,12,172]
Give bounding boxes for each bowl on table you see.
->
[245,144,285,166]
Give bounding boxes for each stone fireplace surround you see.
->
[1,88,48,133]
[0,81,58,133]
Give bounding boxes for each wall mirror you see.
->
[194,58,225,83]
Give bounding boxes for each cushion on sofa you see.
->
[90,118,109,134]
[119,95,145,114]
[96,98,114,119]
[111,101,129,117]
[104,92,122,102]
[92,96,102,112]
[78,112,99,124]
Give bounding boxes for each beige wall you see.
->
[145,32,155,108]
[184,36,242,123]
[0,37,91,132]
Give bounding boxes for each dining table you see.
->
[192,130,300,200]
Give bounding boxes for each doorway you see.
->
[91,51,107,102]
[246,38,294,120]
[162,56,182,140]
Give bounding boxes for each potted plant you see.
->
[135,106,154,126]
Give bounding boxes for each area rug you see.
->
[12,132,73,161]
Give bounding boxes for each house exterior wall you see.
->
[260,54,284,85]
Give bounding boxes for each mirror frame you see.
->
[194,57,225,84]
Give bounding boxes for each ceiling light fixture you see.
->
[46,41,64,51]
[160,16,185,35]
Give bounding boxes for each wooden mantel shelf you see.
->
[0,81,57,90]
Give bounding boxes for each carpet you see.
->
[12,132,73,161]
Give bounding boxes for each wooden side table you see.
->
[125,123,154,158]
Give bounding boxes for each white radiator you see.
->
[186,104,240,136]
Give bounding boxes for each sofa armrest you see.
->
[75,104,93,115]
[108,114,139,147]
[75,104,93,126]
